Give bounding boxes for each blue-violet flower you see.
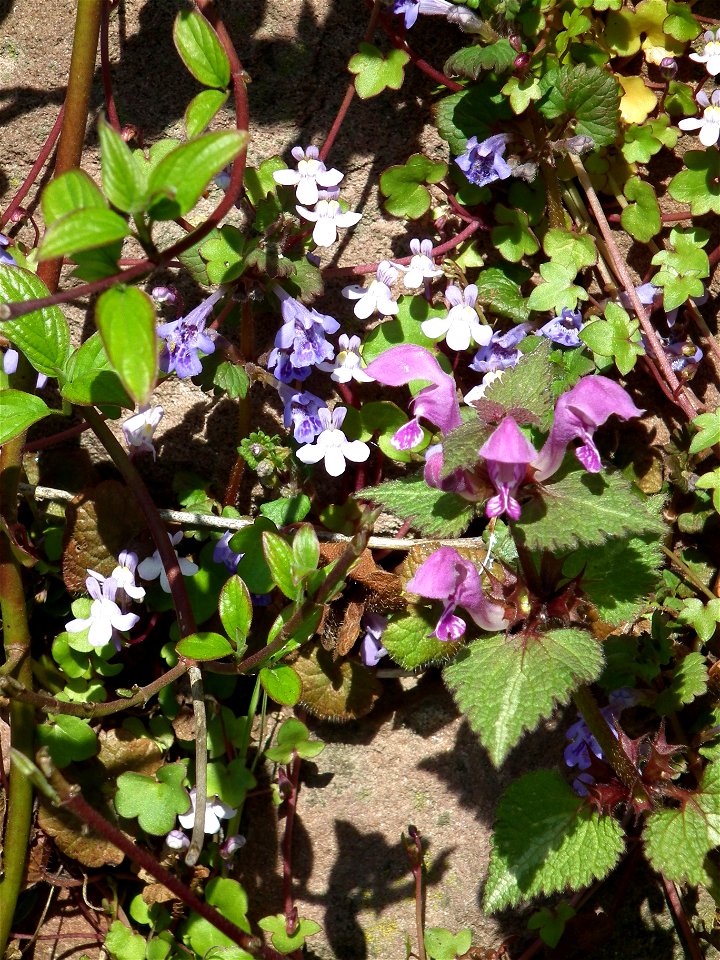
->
[455,134,512,188]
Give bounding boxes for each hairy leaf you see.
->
[358,475,474,538]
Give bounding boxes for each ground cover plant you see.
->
[4,0,720,956]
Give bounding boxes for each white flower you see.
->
[679,89,720,146]
[296,406,370,477]
[464,370,505,404]
[395,238,443,289]
[65,575,139,648]
[421,284,492,352]
[295,198,362,247]
[273,145,344,206]
[342,261,399,319]
[122,406,164,458]
[318,335,374,383]
[137,531,198,593]
[89,550,146,603]
[178,788,237,835]
[690,29,720,76]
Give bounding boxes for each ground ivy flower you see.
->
[137,532,199,593]
[278,384,324,443]
[296,198,362,247]
[268,298,339,383]
[342,261,399,319]
[470,324,530,377]
[678,89,720,146]
[455,134,512,188]
[122,406,164,458]
[158,289,222,379]
[421,284,491,352]
[0,234,17,266]
[359,613,388,667]
[273,145,344,206]
[406,546,507,640]
[395,238,443,289]
[565,689,635,795]
[479,417,537,521]
[690,28,720,76]
[178,788,237,835]
[213,531,244,573]
[391,0,454,28]
[537,307,583,347]
[318,334,374,383]
[65,575,140,649]
[295,406,370,477]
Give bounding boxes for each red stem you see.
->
[0,107,65,229]
[375,9,462,93]
[100,0,121,131]
[281,754,302,933]
[661,875,704,960]
[22,419,94,452]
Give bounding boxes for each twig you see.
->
[100,0,121,131]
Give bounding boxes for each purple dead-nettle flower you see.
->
[178,788,237,835]
[137,531,199,593]
[533,376,644,482]
[268,298,339,384]
[0,234,16,266]
[158,289,222,379]
[296,198,362,247]
[295,406,370,477]
[470,323,530,376]
[213,531,244,573]
[537,307,583,347]
[122,405,164,458]
[422,284,491,352]
[455,134,512,188]
[359,613,388,667]
[65,575,140,649]
[406,546,507,641]
[273,145,344,206]
[423,442,480,497]
[278,384,324,443]
[318,334,374,384]
[479,417,537,521]
[396,238,443,290]
[679,89,720,146]
[690,28,720,76]
[342,260,399,319]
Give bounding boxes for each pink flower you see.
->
[479,417,538,521]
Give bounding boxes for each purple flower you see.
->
[268,298,339,383]
[470,324,531,376]
[137,532,198,593]
[273,145,344,206]
[565,689,634,795]
[220,834,247,860]
[645,335,703,378]
[295,407,370,477]
[690,28,720,76]
[278,384,324,443]
[392,0,453,28]
[537,308,583,347]
[533,376,643,482]
[455,134,512,188]
[359,613,388,666]
[213,531,244,573]
[0,234,17,266]
[479,417,538,521]
[406,546,507,640]
[158,290,222,379]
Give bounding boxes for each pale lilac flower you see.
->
[0,234,16,266]
[122,406,164,458]
[479,417,538,521]
[295,407,370,477]
[273,146,344,206]
[296,198,362,247]
[137,531,199,593]
[318,334,374,383]
[151,286,177,304]
[220,834,247,860]
[158,290,222,379]
[342,261,399,319]
[455,134,512,188]
[690,29,720,76]
[534,376,643,481]
[109,550,146,602]
[359,613,388,667]
[406,546,507,640]
[421,284,491,352]
[278,384,324,443]
[537,307,583,347]
[3,348,48,389]
[470,324,530,376]
[65,575,139,649]
[268,298,339,383]
[166,829,190,851]
[395,238,443,289]
[178,788,237,835]
[213,531,244,573]
[679,89,720,146]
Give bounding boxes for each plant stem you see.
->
[573,685,647,799]
[100,0,120,131]
[185,664,208,867]
[0,106,65,229]
[281,753,302,933]
[660,544,716,602]
[661,875,705,960]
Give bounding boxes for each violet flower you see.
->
[395,238,443,290]
[108,550,146,603]
[213,531,244,573]
[65,575,140,649]
[0,234,17,266]
[392,0,454,28]
[268,298,339,383]
[405,546,507,640]
[469,324,530,376]
[158,290,222,379]
[537,308,583,347]
[565,689,635,795]
[421,284,491,352]
[479,417,538,521]
[273,145,344,206]
[359,613,388,666]
[342,261,399,319]
[295,407,370,477]
[533,376,643,482]
[455,134,512,188]
[278,384,324,443]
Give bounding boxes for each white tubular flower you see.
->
[296,406,370,477]
[273,145,344,206]
[421,284,492,352]
[178,788,237,835]
[65,575,139,649]
[396,238,443,289]
[295,199,362,247]
[122,406,164,458]
[690,29,720,76]
[342,261,399,319]
[110,550,146,602]
[679,89,720,146]
[318,334,374,383]
[137,531,199,593]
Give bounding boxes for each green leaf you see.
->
[105,920,147,960]
[206,757,256,807]
[0,389,51,443]
[544,228,597,273]
[666,80,697,116]
[483,770,625,911]
[200,226,245,283]
[37,715,98,768]
[424,928,473,960]
[262,531,297,600]
[527,904,576,948]
[147,131,247,220]
[655,651,708,714]
[61,333,132,408]
[492,205,539,262]
[264,717,325,764]
[663,1,700,41]
[259,494,312,525]
[0,265,70,375]
[95,285,157,405]
[219,575,252,647]
[580,302,644,375]
[244,156,287,206]
[474,268,530,323]
[358,475,474,538]
[183,878,252,958]
[38,207,131,261]
[502,74,543,114]
[185,88,229,138]
[668,148,720,216]
[445,39,516,79]
[677,597,720,642]
[380,154,448,220]
[445,628,604,766]
[259,664,302,706]
[621,115,678,163]
[231,518,276,594]
[435,82,509,154]
[695,468,720,511]
[440,414,492,476]
[41,169,106,226]
[651,227,709,313]
[292,523,320,579]
[173,9,230,88]
[348,43,409,99]
[362,295,441,362]
[690,410,720,455]
[383,609,462,670]
[212,360,249,398]
[258,914,321,955]
[527,261,588,313]
[99,119,144,214]
[538,64,620,147]
[114,763,189,835]
[515,462,665,552]
[176,631,233,661]
[483,340,555,425]
[620,176,661,242]
[644,761,720,885]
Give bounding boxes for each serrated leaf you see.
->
[0,265,70,375]
[474,268,530,323]
[61,333,132,408]
[668,148,720,216]
[95,285,157,405]
[580,302,644,375]
[348,43,409,98]
[484,770,625,911]
[484,340,555,423]
[259,664,302,706]
[515,462,665,552]
[176,631,233,661]
[383,609,462,669]
[618,75,657,123]
[292,643,382,721]
[185,88,229,138]
[445,40,516,79]
[620,176,661,242]
[41,169,106,226]
[173,9,230,88]
[0,389,51,443]
[656,651,708,714]
[213,360,249,398]
[445,628,604,766]
[492,205,539,262]
[99,119,144,213]
[677,597,720,642]
[527,261,588,313]
[440,414,492,477]
[114,763,189,835]
[219,575,252,647]
[543,229,597,273]
[38,207,130,261]
[358,475,474,538]
[538,64,620,147]
[380,154,448,220]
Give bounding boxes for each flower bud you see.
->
[509,34,523,52]
[660,57,678,80]
[513,52,530,72]
[121,124,140,144]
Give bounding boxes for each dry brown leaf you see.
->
[335,598,365,657]
[294,642,382,721]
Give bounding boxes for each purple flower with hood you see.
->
[455,134,512,188]
[268,297,339,383]
[0,234,17,266]
[406,546,507,641]
[565,689,635,795]
[537,308,583,347]
[158,289,222,379]
[359,613,388,666]
[479,417,538,521]
[278,384,324,443]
